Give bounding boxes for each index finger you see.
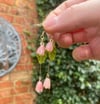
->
[43,0,86,25]
[53,0,86,16]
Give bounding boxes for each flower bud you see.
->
[46,40,53,52]
[43,77,51,89]
[36,44,45,56]
[35,80,43,93]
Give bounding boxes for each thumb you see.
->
[72,36,100,61]
[43,0,100,33]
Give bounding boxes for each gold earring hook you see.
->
[32,23,43,28]
[40,31,45,45]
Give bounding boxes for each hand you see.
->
[43,0,100,61]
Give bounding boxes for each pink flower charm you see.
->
[36,44,45,56]
[43,77,51,89]
[35,80,43,93]
[46,40,53,52]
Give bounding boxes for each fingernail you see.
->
[73,51,82,61]
[43,17,58,27]
[73,47,90,61]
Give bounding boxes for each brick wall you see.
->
[0,0,37,104]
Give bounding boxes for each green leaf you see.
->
[48,47,56,61]
[36,53,47,64]
[80,83,85,89]
[86,82,92,89]
[27,45,32,50]
[57,99,63,104]
[23,30,31,36]
[79,77,85,82]
[31,52,36,58]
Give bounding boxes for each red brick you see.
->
[0,4,9,13]
[27,2,35,10]
[26,17,34,25]
[15,93,33,101]
[14,64,32,71]
[14,65,25,71]
[0,0,15,6]
[13,24,24,33]
[21,48,27,55]
[15,81,22,87]
[13,87,29,94]
[22,40,28,48]
[9,7,19,15]
[16,100,25,104]
[10,71,31,81]
[0,75,9,81]
[15,80,31,88]
[21,46,32,56]
[0,97,13,104]
[0,13,14,22]
[14,16,26,25]
[15,93,33,104]
[0,81,13,89]
[19,34,25,41]
[24,64,33,71]
[0,88,14,97]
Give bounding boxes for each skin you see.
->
[43,0,100,61]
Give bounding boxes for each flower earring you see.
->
[35,32,46,93]
[36,31,47,64]
[35,31,57,93]
[43,73,51,89]
[46,38,56,61]
[35,76,43,93]
[46,39,54,52]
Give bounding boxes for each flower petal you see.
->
[46,41,53,52]
[36,44,45,56]
[35,80,43,93]
[43,77,51,89]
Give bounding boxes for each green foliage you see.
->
[31,0,100,104]
[36,0,64,21]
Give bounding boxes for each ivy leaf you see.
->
[36,53,47,64]
[48,47,56,61]
[23,30,31,36]
[27,45,32,51]
[86,82,92,89]
[80,83,85,89]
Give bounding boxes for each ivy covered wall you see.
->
[31,0,100,104]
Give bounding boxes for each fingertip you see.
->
[57,33,73,48]
[72,45,93,61]
[43,12,58,33]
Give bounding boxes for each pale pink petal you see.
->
[46,41,53,52]
[43,77,51,89]
[35,80,43,93]
[36,44,45,56]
